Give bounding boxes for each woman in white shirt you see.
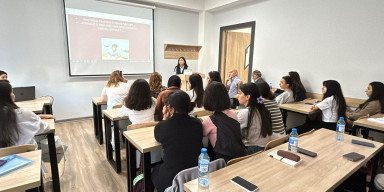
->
[117,79,156,124]
[273,76,295,105]
[0,80,53,148]
[186,74,204,113]
[237,83,272,154]
[310,80,347,130]
[101,70,130,109]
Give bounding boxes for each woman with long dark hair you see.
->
[274,76,296,105]
[237,83,272,154]
[186,74,204,110]
[346,81,384,127]
[289,71,307,101]
[117,79,156,124]
[207,71,222,84]
[0,80,52,148]
[310,80,347,130]
[152,91,202,192]
[174,57,188,74]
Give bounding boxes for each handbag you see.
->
[133,153,145,192]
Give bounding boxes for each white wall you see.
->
[0,0,199,120]
[200,0,384,99]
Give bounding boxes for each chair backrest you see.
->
[264,135,289,151]
[112,104,122,109]
[0,144,35,157]
[299,129,315,137]
[127,121,158,130]
[227,151,262,166]
[164,158,226,192]
[193,110,213,117]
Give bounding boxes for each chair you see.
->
[227,151,262,166]
[264,135,289,151]
[164,158,226,192]
[299,129,315,137]
[0,144,35,157]
[193,110,213,117]
[127,121,158,130]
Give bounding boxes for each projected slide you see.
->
[65,8,153,76]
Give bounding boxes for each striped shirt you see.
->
[263,99,286,134]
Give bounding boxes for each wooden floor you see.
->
[43,118,128,191]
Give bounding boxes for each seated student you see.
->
[0,70,7,80]
[155,75,181,121]
[117,79,156,125]
[346,81,384,127]
[207,71,222,84]
[152,91,202,192]
[202,82,245,162]
[272,76,295,105]
[149,72,167,99]
[0,80,54,149]
[288,71,307,101]
[237,83,272,154]
[256,81,286,138]
[186,74,204,112]
[309,80,347,130]
[101,70,130,109]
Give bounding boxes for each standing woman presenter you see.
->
[174,57,188,74]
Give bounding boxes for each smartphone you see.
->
[231,176,259,192]
[343,152,365,162]
[0,160,7,167]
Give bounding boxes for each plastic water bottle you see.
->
[288,128,299,153]
[269,83,273,89]
[198,148,210,187]
[336,117,346,141]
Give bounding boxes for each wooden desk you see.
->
[353,113,384,139]
[0,150,42,192]
[92,97,107,144]
[278,99,318,129]
[102,108,129,173]
[41,119,60,192]
[123,126,161,192]
[184,128,384,192]
[15,97,52,114]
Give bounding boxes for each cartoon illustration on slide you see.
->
[102,38,129,60]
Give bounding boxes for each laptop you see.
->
[13,86,35,102]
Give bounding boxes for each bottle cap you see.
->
[292,128,297,132]
[339,117,344,120]
[201,148,207,153]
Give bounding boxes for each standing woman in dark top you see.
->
[288,71,307,101]
[174,56,188,74]
[152,91,202,192]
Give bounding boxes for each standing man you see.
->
[226,69,242,109]
[252,70,264,83]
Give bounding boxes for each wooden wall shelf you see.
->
[164,44,202,60]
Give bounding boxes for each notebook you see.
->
[13,86,35,102]
[0,154,34,176]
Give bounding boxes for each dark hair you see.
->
[322,80,347,118]
[167,75,181,88]
[240,83,272,138]
[208,71,222,84]
[360,81,384,112]
[253,70,262,77]
[189,74,204,108]
[282,76,296,100]
[166,91,193,114]
[0,70,7,76]
[256,81,275,100]
[124,79,154,111]
[289,71,306,93]
[174,57,188,71]
[203,82,230,111]
[0,80,19,148]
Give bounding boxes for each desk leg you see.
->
[144,152,153,192]
[113,120,121,173]
[44,104,53,115]
[105,117,112,160]
[127,142,136,192]
[92,102,99,136]
[47,133,61,192]
[97,105,103,144]
[369,150,381,191]
[281,109,288,129]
